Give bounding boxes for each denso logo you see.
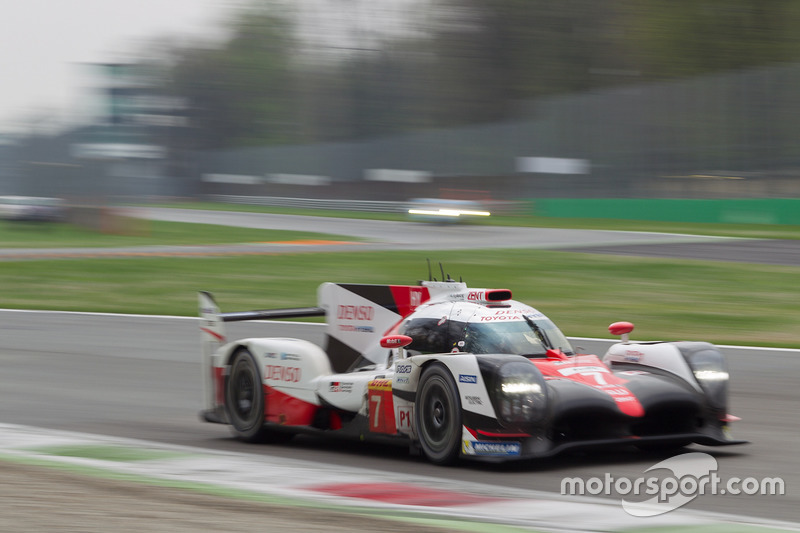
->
[396,364,412,374]
[337,305,374,321]
[265,365,301,382]
[467,291,484,301]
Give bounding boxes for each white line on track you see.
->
[4,309,798,355]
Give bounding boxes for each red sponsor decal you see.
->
[368,379,396,434]
[265,365,302,383]
[337,305,374,321]
[479,314,523,322]
[467,291,484,301]
[380,335,412,348]
[396,406,413,431]
[532,355,644,417]
[389,285,430,318]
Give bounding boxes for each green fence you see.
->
[530,198,800,225]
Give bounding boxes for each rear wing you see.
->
[220,306,326,322]
[199,290,324,342]
[199,282,432,377]
[198,291,326,413]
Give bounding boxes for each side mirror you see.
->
[380,335,413,363]
[380,335,413,349]
[608,321,635,343]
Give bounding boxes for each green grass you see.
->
[2,249,799,348]
[0,219,358,248]
[3,203,799,347]
[148,201,800,240]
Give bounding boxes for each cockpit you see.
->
[461,317,574,356]
[397,301,575,357]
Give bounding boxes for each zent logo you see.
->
[409,289,423,309]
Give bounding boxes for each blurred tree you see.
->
[624,0,800,79]
[165,2,299,149]
[151,0,800,148]
[419,0,636,125]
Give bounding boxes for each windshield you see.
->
[462,317,574,356]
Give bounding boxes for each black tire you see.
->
[415,363,462,465]
[225,348,291,443]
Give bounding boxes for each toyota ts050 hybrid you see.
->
[199,275,745,464]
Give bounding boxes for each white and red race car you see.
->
[199,276,745,464]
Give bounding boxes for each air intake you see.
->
[486,289,512,302]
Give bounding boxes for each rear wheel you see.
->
[415,364,462,465]
[226,348,291,443]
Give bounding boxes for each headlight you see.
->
[496,361,547,423]
[679,343,729,410]
[501,382,543,394]
[693,369,730,381]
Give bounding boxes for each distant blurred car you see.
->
[407,198,490,223]
[0,196,65,222]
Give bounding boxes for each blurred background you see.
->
[3,0,800,217]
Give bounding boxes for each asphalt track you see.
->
[562,239,800,267]
[0,315,797,523]
[1,209,798,525]
[0,207,770,261]
[135,207,800,265]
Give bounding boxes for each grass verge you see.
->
[0,218,358,248]
[1,249,798,348]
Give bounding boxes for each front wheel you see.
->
[225,348,291,443]
[415,364,462,465]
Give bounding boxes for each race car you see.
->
[199,275,745,464]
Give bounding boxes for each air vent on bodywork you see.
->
[486,289,512,302]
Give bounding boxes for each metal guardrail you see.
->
[208,195,409,213]
[208,195,524,214]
